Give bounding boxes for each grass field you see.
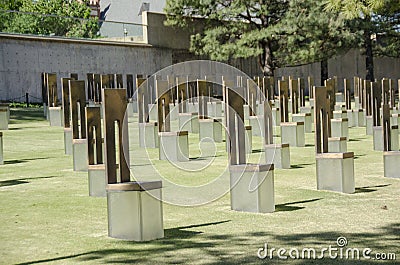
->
[0,108,399,264]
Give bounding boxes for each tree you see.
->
[276,0,355,84]
[0,0,24,31]
[164,0,290,77]
[165,0,354,80]
[0,0,99,38]
[325,0,400,81]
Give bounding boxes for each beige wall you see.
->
[1,15,399,102]
[276,49,400,92]
[143,11,204,50]
[143,11,400,91]
[0,34,172,102]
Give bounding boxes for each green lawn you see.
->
[0,108,398,264]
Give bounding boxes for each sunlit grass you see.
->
[0,108,398,265]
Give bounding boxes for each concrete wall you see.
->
[0,33,260,102]
[276,49,400,92]
[143,11,205,50]
[142,11,400,92]
[1,31,399,102]
[142,12,261,78]
[0,34,171,102]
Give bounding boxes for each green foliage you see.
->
[9,102,42,108]
[277,0,356,66]
[370,2,400,58]
[325,0,400,57]
[0,0,23,10]
[165,0,290,75]
[165,0,353,75]
[0,0,23,31]
[324,0,399,19]
[0,0,99,38]
[325,0,400,79]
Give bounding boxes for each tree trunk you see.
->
[320,59,328,85]
[258,41,274,77]
[364,28,374,81]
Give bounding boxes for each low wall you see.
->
[277,49,400,92]
[0,34,171,102]
[0,32,398,102]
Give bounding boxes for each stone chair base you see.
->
[178,113,199,133]
[245,126,252,154]
[0,110,8,130]
[64,128,73,155]
[139,122,159,148]
[249,116,264,137]
[187,102,199,114]
[264,143,290,169]
[391,114,399,126]
[148,103,158,122]
[207,101,222,118]
[331,118,349,140]
[272,108,281,127]
[355,109,365,127]
[316,152,355,194]
[49,107,63,127]
[383,151,400,178]
[199,118,223,143]
[300,106,314,127]
[107,181,164,241]
[366,116,373,135]
[73,139,88,172]
[88,164,106,197]
[292,113,312,133]
[281,122,305,147]
[168,103,179,121]
[372,126,399,151]
[333,110,347,120]
[159,131,189,162]
[335,92,344,104]
[328,137,347,153]
[229,164,275,213]
[127,101,138,116]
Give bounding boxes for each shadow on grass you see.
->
[0,176,59,187]
[164,220,231,239]
[0,179,29,187]
[251,149,264,154]
[130,163,154,167]
[4,157,51,165]
[17,222,400,264]
[355,184,391,193]
[8,126,43,130]
[290,163,314,169]
[190,154,224,160]
[354,154,367,160]
[9,108,46,124]
[275,198,322,212]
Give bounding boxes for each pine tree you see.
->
[165,0,290,76]
[165,0,353,79]
[276,0,355,84]
[325,0,400,80]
